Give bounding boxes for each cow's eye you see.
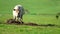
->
[13,9,15,11]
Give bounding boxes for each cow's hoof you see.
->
[15,21,24,24]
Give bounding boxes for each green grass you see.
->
[0,0,60,34]
[0,24,60,34]
[23,15,60,25]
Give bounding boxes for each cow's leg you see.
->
[13,15,16,20]
[17,18,22,22]
[17,15,23,23]
[13,14,18,21]
[20,14,23,22]
[15,16,19,21]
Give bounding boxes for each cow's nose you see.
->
[13,9,15,11]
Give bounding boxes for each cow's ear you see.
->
[25,9,30,14]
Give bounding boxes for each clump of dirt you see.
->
[25,23,40,26]
[47,24,55,26]
[7,19,24,24]
[39,24,56,27]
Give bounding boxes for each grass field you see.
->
[0,0,60,34]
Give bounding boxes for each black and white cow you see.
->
[13,5,25,22]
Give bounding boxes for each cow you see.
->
[56,15,58,19]
[13,5,25,22]
[56,13,60,19]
